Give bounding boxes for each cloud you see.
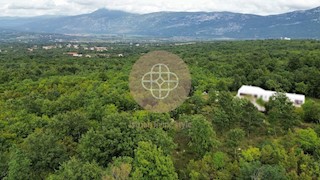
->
[8,1,56,10]
[8,5,53,10]
[0,0,319,17]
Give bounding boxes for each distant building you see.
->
[66,52,83,57]
[95,47,108,51]
[281,37,291,41]
[73,44,79,49]
[42,46,56,50]
[237,85,305,111]
[118,53,124,57]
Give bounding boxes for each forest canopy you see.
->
[0,40,320,179]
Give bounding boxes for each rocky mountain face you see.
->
[1,7,319,39]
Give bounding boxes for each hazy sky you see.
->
[0,0,320,17]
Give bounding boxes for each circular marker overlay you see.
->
[129,51,191,113]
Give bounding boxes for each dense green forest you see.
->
[0,40,320,179]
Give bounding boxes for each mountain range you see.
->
[0,7,320,39]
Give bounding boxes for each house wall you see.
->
[237,88,305,107]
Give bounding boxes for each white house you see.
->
[280,37,291,41]
[66,52,83,57]
[94,47,108,52]
[237,85,305,108]
[42,46,56,50]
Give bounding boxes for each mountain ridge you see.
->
[0,6,320,39]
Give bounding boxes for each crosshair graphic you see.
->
[129,51,191,113]
[142,64,179,99]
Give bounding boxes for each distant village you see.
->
[23,43,132,58]
[0,42,199,59]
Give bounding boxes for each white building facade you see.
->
[237,85,305,107]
